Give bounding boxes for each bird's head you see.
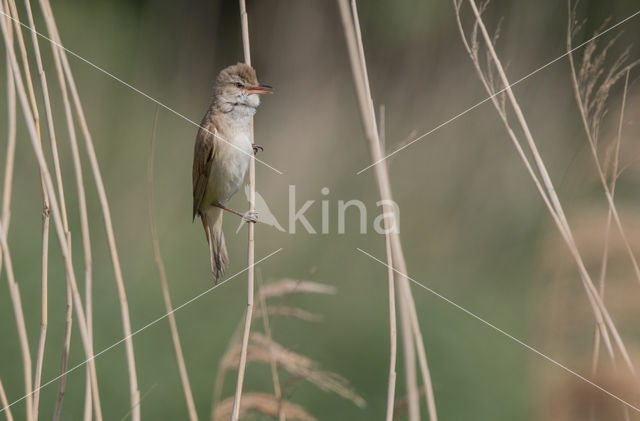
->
[214,63,272,110]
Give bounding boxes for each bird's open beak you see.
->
[245,84,273,95]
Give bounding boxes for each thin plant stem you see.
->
[0,379,15,421]
[35,0,95,414]
[459,0,635,375]
[147,109,199,421]
[53,281,73,421]
[39,1,141,416]
[566,1,640,287]
[339,1,438,419]
[591,69,630,375]
[22,0,73,416]
[384,230,397,421]
[257,272,285,421]
[0,4,103,419]
[0,0,16,278]
[0,222,34,421]
[231,1,256,419]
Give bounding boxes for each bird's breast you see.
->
[205,128,252,205]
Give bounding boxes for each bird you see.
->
[192,63,272,282]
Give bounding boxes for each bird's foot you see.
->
[252,144,263,155]
[242,210,258,223]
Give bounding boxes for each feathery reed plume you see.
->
[453,0,636,378]
[214,279,363,420]
[567,0,640,288]
[148,109,199,421]
[214,393,317,421]
[231,1,258,418]
[338,1,438,420]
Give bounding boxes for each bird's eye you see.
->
[235,82,243,88]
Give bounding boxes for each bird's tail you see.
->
[201,207,228,283]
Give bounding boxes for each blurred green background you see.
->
[2,0,640,419]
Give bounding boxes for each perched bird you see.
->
[192,63,272,282]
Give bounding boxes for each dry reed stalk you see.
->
[378,105,397,421]
[0,4,104,419]
[0,0,15,284]
[567,2,640,287]
[214,393,317,421]
[338,1,438,419]
[35,1,95,414]
[256,273,285,421]
[38,1,141,417]
[384,231,397,421]
[52,286,73,421]
[231,0,256,419]
[21,0,75,416]
[147,109,199,421]
[0,220,34,421]
[0,379,14,421]
[591,69,629,376]
[455,0,636,375]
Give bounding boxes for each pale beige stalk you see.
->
[590,69,630,375]
[148,109,199,421]
[0,0,15,277]
[0,379,14,421]
[39,1,141,417]
[456,0,635,374]
[257,273,285,421]
[21,1,74,417]
[566,3,640,286]
[0,221,34,421]
[339,1,438,419]
[231,0,256,419]
[0,4,104,419]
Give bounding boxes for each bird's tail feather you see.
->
[202,207,228,283]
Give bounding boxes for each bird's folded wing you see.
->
[192,124,217,220]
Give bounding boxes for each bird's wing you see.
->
[192,124,217,220]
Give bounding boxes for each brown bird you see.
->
[192,63,272,282]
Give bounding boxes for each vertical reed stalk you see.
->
[384,231,397,421]
[34,0,95,413]
[455,0,635,375]
[339,1,438,419]
[566,2,640,286]
[591,69,629,375]
[22,0,73,417]
[0,0,15,278]
[0,4,104,419]
[39,1,141,417]
[231,1,256,418]
[148,109,199,421]
[257,273,284,421]
[0,379,14,421]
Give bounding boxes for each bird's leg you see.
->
[214,203,258,223]
[252,144,263,154]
